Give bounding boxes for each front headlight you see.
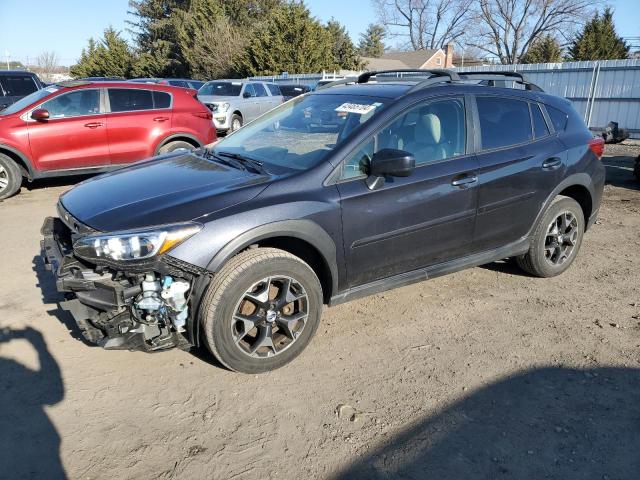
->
[219,102,230,113]
[73,222,202,261]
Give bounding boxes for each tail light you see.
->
[192,111,212,120]
[588,137,605,159]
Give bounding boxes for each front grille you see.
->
[205,103,218,112]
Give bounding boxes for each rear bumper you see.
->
[41,216,192,351]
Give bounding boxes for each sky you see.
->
[0,0,638,66]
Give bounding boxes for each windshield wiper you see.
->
[202,149,246,171]
[217,151,268,174]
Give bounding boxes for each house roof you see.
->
[361,57,410,71]
[379,49,440,69]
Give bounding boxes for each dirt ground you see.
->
[1,146,639,480]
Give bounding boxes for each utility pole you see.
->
[5,50,10,70]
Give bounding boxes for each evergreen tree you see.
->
[326,19,362,71]
[358,24,386,57]
[520,35,563,64]
[568,7,630,61]
[237,2,337,76]
[70,28,135,78]
[128,0,189,77]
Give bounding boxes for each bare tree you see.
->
[470,0,594,64]
[373,0,473,50]
[35,51,59,81]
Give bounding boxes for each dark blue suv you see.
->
[41,70,605,373]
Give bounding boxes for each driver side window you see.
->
[41,89,100,119]
[338,97,466,180]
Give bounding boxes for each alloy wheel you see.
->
[0,164,8,192]
[544,211,579,266]
[232,276,309,358]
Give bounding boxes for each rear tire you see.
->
[634,156,640,182]
[158,140,196,155]
[201,247,323,373]
[517,195,585,277]
[0,154,22,200]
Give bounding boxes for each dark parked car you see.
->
[279,83,311,101]
[129,78,205,90]
[41,69,605,373]
[0,81,215,199]
[0,70,44,111]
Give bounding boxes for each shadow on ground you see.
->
[32,254,93,346]
[334,367,640,479]
[0,327,66,479]
[602,155,639,191]
[23,174,93,193]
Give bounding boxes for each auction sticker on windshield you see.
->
[335,103,377,115]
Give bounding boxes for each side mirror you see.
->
[31,108,50,121]
[243,91,252,98]
[366,148,415,189]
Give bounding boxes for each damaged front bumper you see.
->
[41,216,205,352]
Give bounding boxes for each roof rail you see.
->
[456,71,544,92]
[357,69,460,83]
[316,69,461,91]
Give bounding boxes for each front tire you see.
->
[517,195,585,277]
[201,247,323,373]
[0,154,22,200]
[230,114,243,133]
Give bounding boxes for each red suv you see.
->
[0,81,215,199]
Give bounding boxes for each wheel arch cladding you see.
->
[531,173,596,236]
[207,220,338,303]
[0,145,32,178]
[155,134,201,154]
[558,184,592,228]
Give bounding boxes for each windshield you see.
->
[211,93,388,171]
[0,86,58,116]
[199,81,243,96]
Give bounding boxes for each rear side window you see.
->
[243,83,256,97]
[266,83,281,96]
[531,103,550,138]
[153,91,171,108]
[253,83,268,97]
[546,105,568,132]
[0,75,38,97]
[108,89,154,112]
[477,96,533,150]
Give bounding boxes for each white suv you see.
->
[198,80,283,134]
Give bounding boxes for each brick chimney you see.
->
[444,44,454,68]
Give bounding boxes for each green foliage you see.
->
[76,0,366,79]
[358,24,386,57]
[70,28,135,78]
[326,19,363,71]
[237,2,338,76]
[128,0,189,77]
[520,35,563,64]
[568,7,630,61]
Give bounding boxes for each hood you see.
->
[60,152,271,232]
[197,95,240,105]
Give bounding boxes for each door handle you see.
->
[542,157,562,169]
[451,175,478,187]
[153,117,169,122]
[84,122,103,128]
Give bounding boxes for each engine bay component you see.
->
[132,273,191,332]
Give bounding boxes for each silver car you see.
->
[198,80,283,134]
